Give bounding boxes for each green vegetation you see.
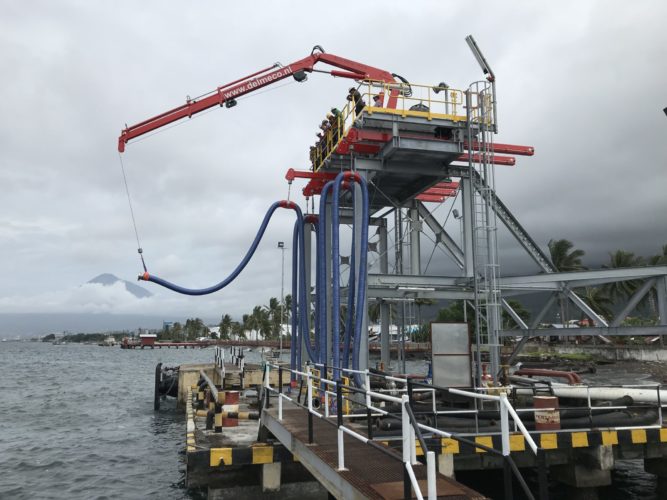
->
[212,294,292,341]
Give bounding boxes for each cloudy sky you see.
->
[1,1,666,328]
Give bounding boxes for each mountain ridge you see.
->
[87,273,152,298]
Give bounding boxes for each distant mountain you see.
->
[87,273,152,298]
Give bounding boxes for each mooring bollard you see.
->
[154,362,162,411]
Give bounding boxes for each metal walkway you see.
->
[261,400,486,500]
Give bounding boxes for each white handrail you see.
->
[404,462,424,500]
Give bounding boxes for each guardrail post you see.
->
[426,451,436,500]
[336,381,343,427]
[307,365,313,444]
[499,394,510,456]
[403,465,411,500]
[336,381,345,471]
[278,366,283,394]
[657,384,663,426]
[500,393,513,499]
[324,386,330,418]
[537,448,549,500]
[401,394,411,464]
[264,364,271,409]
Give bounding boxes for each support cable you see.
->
[118,153,147,272]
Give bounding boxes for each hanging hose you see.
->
[315,172,369,385]
[305,214,320,360]
[290,220,299,381]
[332,172,369,387]
[291,217,317,379]
[330,178,347,381]
[297,216,315,364]
[316,182,332,367]
[342,184,356,369]
[139,200,303,295]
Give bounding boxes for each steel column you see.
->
[460,177,474,278]
[303,222,313,361]
[409,201,421,276]
[378,220,390,369]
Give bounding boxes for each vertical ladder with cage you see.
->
[466,82,502,383]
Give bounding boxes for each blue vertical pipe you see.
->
[342,187,356,369]
[350,176,369,387]
[317,182,333,367]
[331,177,342,381]
[297,216,316,363]
[290,220,299,381]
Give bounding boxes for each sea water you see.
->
[0,342,660,499]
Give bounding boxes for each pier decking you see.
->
[261,400,486,499]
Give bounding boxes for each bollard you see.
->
[154,362,162,411]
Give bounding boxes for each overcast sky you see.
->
[1,1,666,325]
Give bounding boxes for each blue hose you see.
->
[295,217,317,364]
[350,177,369,388]
[342,186,356,369]
[138,200,313,379]
[141,201,300,295]
[316,182,333,367]
[317,174,369,385]
[330,178,343,381]
[290,220,301,380]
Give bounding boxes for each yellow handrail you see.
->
[310,79,494,171]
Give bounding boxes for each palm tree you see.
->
[263,297,282,338]
[414,297,436,327]
[548,239,585,326]
[602,250,644,303]
[643,244,667,319]
[219,314,232,340]
[576,286,613,322]
[548,239,585,272]
[648,244,667,266]
[250,306,271,339]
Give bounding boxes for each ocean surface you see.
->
[0,342,661,499]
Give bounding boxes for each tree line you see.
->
[547,239,666,323]
[161,240,665,343]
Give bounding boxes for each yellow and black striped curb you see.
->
[186,444,296,469]
[386,427,667,456]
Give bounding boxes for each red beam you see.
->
[465,141,534,156]
[285,168,338,182]
[416,194,447,203]
[456,154,515,166]
[422,188,457,196]
[433,181,459,190]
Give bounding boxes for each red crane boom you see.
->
[118,46,397,152]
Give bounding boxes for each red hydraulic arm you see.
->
[118,46,398,152]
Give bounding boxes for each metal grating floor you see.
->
[265,403,486,499]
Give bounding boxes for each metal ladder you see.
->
[466,83,503,382]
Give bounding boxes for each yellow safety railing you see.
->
[311,97,357,172]
[310,79,495,171]
[359,79,469,122]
